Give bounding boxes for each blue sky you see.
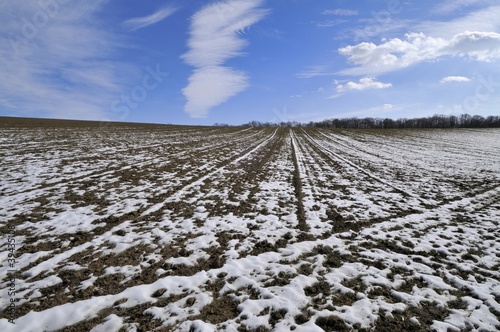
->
[1,0,500,125]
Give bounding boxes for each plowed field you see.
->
[1,118,499,331]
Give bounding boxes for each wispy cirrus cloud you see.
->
[417,5,500,38]
[315,8,357,29]
[182,0,268,118]
[122,5,178,31]
[0,0,134,120]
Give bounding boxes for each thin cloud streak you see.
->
[322,9,358,16]
[440,76,471,83]
[433,0,496,14]
[122,5,178,31]
[297,66,336,78]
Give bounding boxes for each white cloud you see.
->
[182,0,267,117]
[339,31,500,75]
[0,0,132,120]
[323,9,358,16]
[440,76,471,83]
[182,0,268,68]
[336,77,392,92]
[446,31,500,60]
[182,66,249,118]
[122,5,178,31]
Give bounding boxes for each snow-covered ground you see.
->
[1,123,499,331]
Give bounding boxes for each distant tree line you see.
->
[242,121,292,127]
[241,114,500,129]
